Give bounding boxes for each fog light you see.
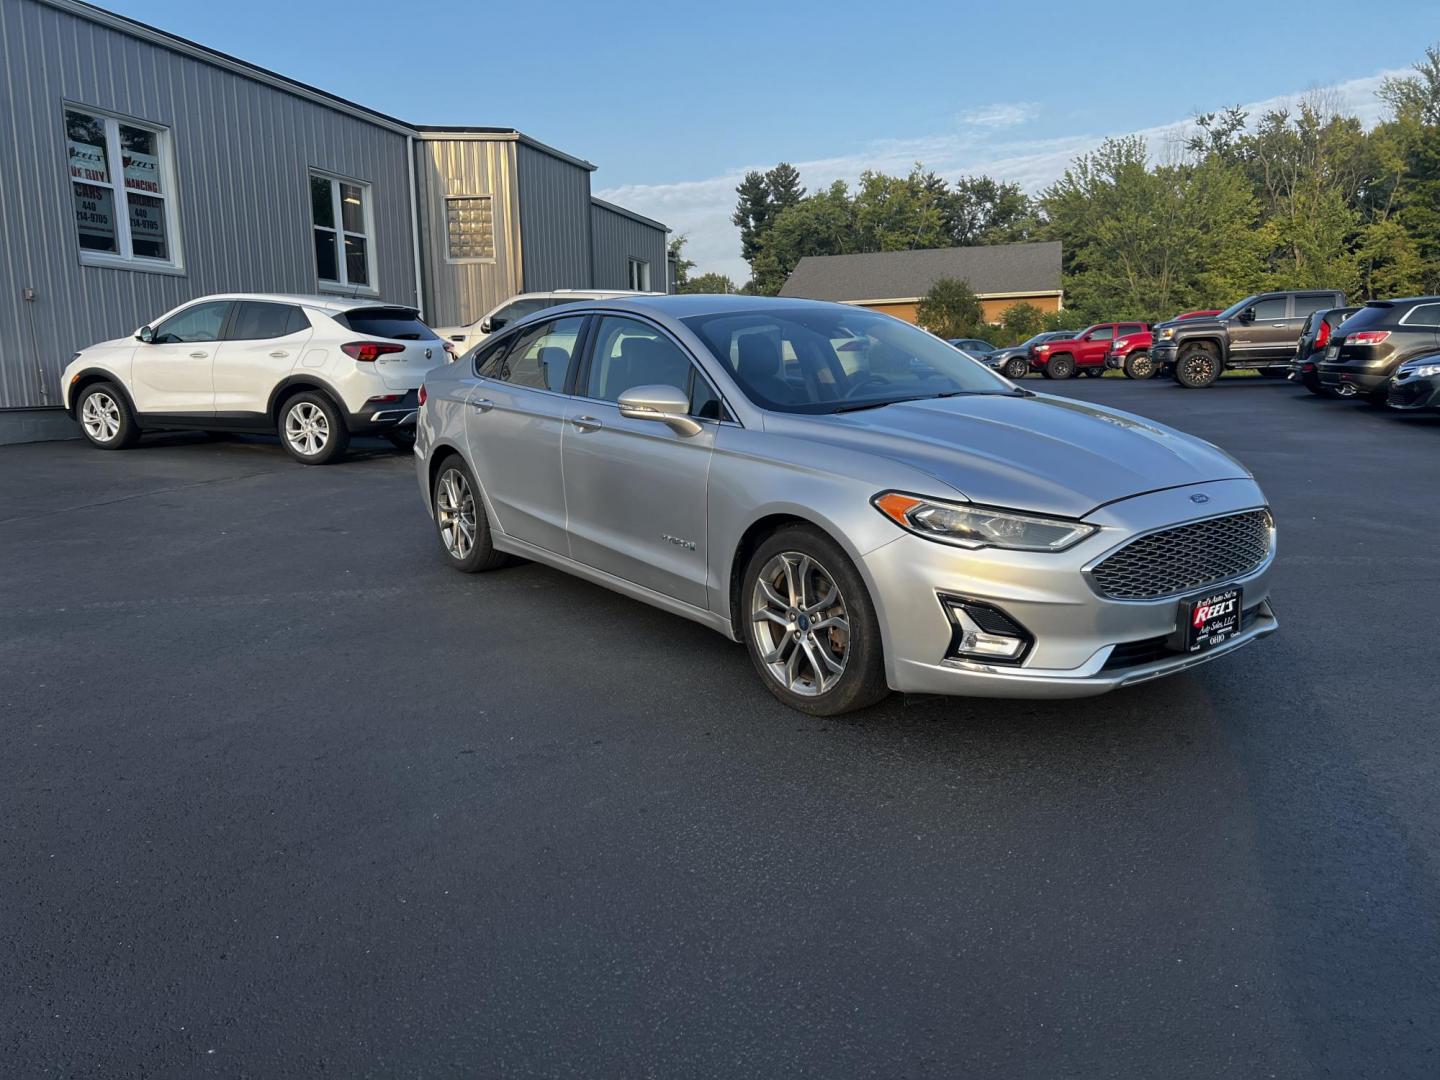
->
[942,597,1032,665]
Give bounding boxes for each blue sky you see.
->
[111,0,1439,280]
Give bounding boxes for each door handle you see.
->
[189,350,208,359]
[470,398,494,413]
[269,350,290,358]
[570,415,603,433]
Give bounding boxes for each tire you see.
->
[1003,358,1029,379]
[278,391,349,465]
[76,381,141,449]
[432,454,509,572]
[386,428,417,452]
[1043,355,1076,380]
[1302,375,1333,398]
[1082,366,1103,378]
[741,524,889,716]
[1174,343,1220,389]
[1123,351,1156,379]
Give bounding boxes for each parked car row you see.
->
[1288,296,1440,410]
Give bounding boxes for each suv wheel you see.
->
[742,525,889,716]
[1043,355,1075,380]
[1123,351,1155,379]
[279,391,349,465]
[432,455,509,572]
[1175,344,1220,388]
[1082,367,1103,378]
[77,382,140,449]
[1003,358,1029,379]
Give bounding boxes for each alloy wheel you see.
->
[284,402,330,456]
[750,551,850,697]
[435,467,476,560]
[1132,355,1153,378]
[1183,354,1214,383]
[81,392,121,442]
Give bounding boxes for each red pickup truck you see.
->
[1031,322,1150,379]
[1103,310,1223,379]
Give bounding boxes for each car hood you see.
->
[773,393,1250,518]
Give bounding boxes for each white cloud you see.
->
[596,69,1407,285]
[957,102,1039,129]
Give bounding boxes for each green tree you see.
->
[733,163,806,288]
[943,176,1039,245]
[749,180,857,295]
[915,277,984,339]
[679,271,738,294]
[668,234,696,290]
[999,301,1044,344]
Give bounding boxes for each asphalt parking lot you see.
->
[3,377,1438,1078]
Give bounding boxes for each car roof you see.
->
[538,293,878,320]
[180,292,415,313]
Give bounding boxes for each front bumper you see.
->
[1387,371,1440,410]
[859,479,1276,698]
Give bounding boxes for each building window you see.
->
[66,106,180,269]
[445,196,495,261]
[310,171,375,291]
[627,258,650,292]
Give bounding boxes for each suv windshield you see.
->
[683,307,1012,414]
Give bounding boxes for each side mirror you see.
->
[617,384,702,437]
[1237,308,1255,324]
[481,316,506,334]
[136,325,154,343]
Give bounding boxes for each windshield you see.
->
[1215,295,1261,320]
[683,307,1013,414]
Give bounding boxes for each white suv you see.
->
[434,289,660,357]
[61,293,446,464]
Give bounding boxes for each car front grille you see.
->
[1090,509,1273,601]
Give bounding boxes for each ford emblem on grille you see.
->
[1190,493,1210,503]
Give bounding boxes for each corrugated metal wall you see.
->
[515,143,592,293]
[590,202,668,292]
[0,0,419,411]
[414,138,522,329]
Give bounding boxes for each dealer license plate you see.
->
[1182,587,1242,652]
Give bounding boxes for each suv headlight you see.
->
[1158,327,1175,340]
[872,492,1097,552]
[1403,362,1440,378]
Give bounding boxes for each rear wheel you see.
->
[1082,366,1103,378]
[742,525,889,716]
[1302,375,1333,398]
[432,455,509,572]
[386,428,417,452]
[1175,343,1220,388]
[1003,358,1029,379]
[77,382,140,449]
[1043,355,1075,380]
[279,391,349,465]
[1123,351,1155,379]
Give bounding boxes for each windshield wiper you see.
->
[829,389,1009,414]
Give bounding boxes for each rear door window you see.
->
[339,307,437,340]
[229,302,309,340]
[1402,302,1440,327]
[1293,295,1332,320]
[493,317,586,392]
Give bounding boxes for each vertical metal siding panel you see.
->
[589,203,668,291]
[415,136,522,328]
[515,143,590,291]
[0,0,419,410]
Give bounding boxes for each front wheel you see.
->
[77,382,141,449]
[1175,344,1220,388]
[743,526,889,716]
[1123,351,1155,379]
[1003,358,1029,379]
[279,392,349,465]
[1042,355,1075,380]
[432,455,509,572]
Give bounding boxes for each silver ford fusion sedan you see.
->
[415,295,1276,715]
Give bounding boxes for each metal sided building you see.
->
[0,0,668,443]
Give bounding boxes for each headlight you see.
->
[1403,362,1440,378]
[872,492,1097,552]
[1158,327,1175,340]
